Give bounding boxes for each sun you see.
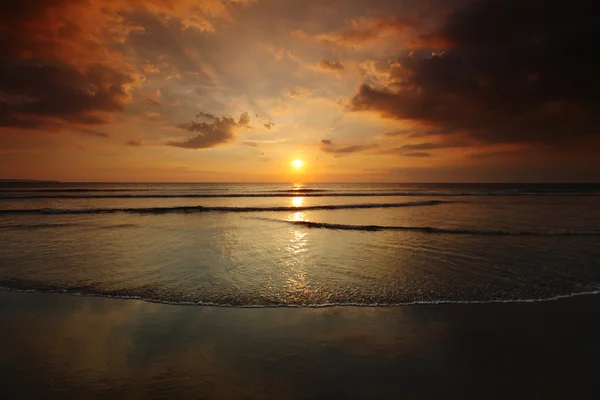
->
[291,159,304,169]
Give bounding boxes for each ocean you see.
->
[1,182,599,307]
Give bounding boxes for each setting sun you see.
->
[291,160,305,169]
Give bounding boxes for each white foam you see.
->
[1,286,599,308]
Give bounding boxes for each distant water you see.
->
[1,182,599,306]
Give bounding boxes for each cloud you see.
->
[168,112,248,149]
[263,121,275,130]
[126,139,143,147]
[74,127,110,138]
[398,141,466,151]
[377,141,463,156]
[288,88,312,99]
[196,112,218,120]
[316,17,420,48]
[238,112,251,127]
[403,152,432,157]
[319,138,375,155]
[319,60,345,72]
[242,139,286,147]
[382,127,453,138]
[349,0,600,147]
[0,0,245,132]
[467,149,525,159]
[0,61,136,129]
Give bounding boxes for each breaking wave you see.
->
[260,218,600,236]
[1,283,599,308]
[0,200,447,215]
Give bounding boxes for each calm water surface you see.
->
[1,183,599,306]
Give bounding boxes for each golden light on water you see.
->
[291,197,304,207]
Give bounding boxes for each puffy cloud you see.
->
[167,112,248,149]
[238,112,251,127]
[350,0,600,147]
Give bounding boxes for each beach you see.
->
[2,290,600,399]
[1,182,599,398]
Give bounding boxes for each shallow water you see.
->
[2,291,600,399]
[1,182,599,306]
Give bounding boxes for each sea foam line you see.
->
[256,218,600,236]
[1,286,599,308]
[0,200,447,215]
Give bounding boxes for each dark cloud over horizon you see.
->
[350,0,600,148]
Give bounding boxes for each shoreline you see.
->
[2,289,600,398]
[2,286,600,308]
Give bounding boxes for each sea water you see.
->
[1,182,599,306]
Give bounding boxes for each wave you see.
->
[1,284,599,308]
[0,200,447,215]
[260,218,600,236]
[0,188,228,193]
[0,222,140,230]
[272,189,329,193]
[0,222,84,230]
[1,191,598,199]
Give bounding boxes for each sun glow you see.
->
[291,159,304,169]
[292,197,304,207]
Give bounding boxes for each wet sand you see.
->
[1,291,599,399]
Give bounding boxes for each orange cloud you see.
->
[316,17,421,48]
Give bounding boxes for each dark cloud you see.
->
[404,152,432,157]
[350,0,600,147]
[320,138,374,155]
[147,97,161,106]
[398,141,466,151]
[238,112,251,127]
[377,142,461,156]
[263,121,275,130]
[196,112,217,120]
[168,112,248,149]
[383,127,453,138]
[319,60,345,72]
[0,61,135,129]
[467,149,525,159]
[126,139,143,147]
[74,127,110,138]
[0,0,232,133]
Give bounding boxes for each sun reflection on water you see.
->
[283,227,311,302]
[291,196,304,207]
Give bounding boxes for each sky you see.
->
[0,0,598,182]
